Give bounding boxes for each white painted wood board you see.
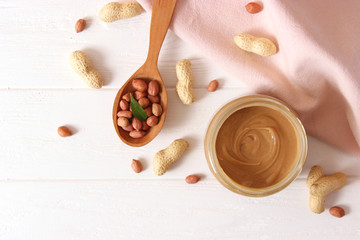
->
[0,179,359,240]
[0,1,358,239]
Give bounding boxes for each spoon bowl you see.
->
[112,0,177,147]
[112,63,167,147]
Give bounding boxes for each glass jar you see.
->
[204,95,308,197]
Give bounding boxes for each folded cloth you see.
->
[138,0,360,156]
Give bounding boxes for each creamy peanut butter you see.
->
[216,106,299,188]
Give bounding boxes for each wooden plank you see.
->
[0,178,358,240]
[0,89,357,180]
[0,1,358,240]
[0,0,246,89]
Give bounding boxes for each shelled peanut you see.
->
[117,79,162,138]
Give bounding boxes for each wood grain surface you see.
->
[0,1,359,239]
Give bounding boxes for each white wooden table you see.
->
[0,1,359,239]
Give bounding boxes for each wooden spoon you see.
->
[112,0,177,147]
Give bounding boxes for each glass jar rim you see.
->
[204,94,308,197]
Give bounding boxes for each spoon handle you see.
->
[145,0,177,67]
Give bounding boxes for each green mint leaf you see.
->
[130,93,147,121]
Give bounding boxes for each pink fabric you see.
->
[138,0,360,157]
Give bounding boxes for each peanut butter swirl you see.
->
[216,106,299,188]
